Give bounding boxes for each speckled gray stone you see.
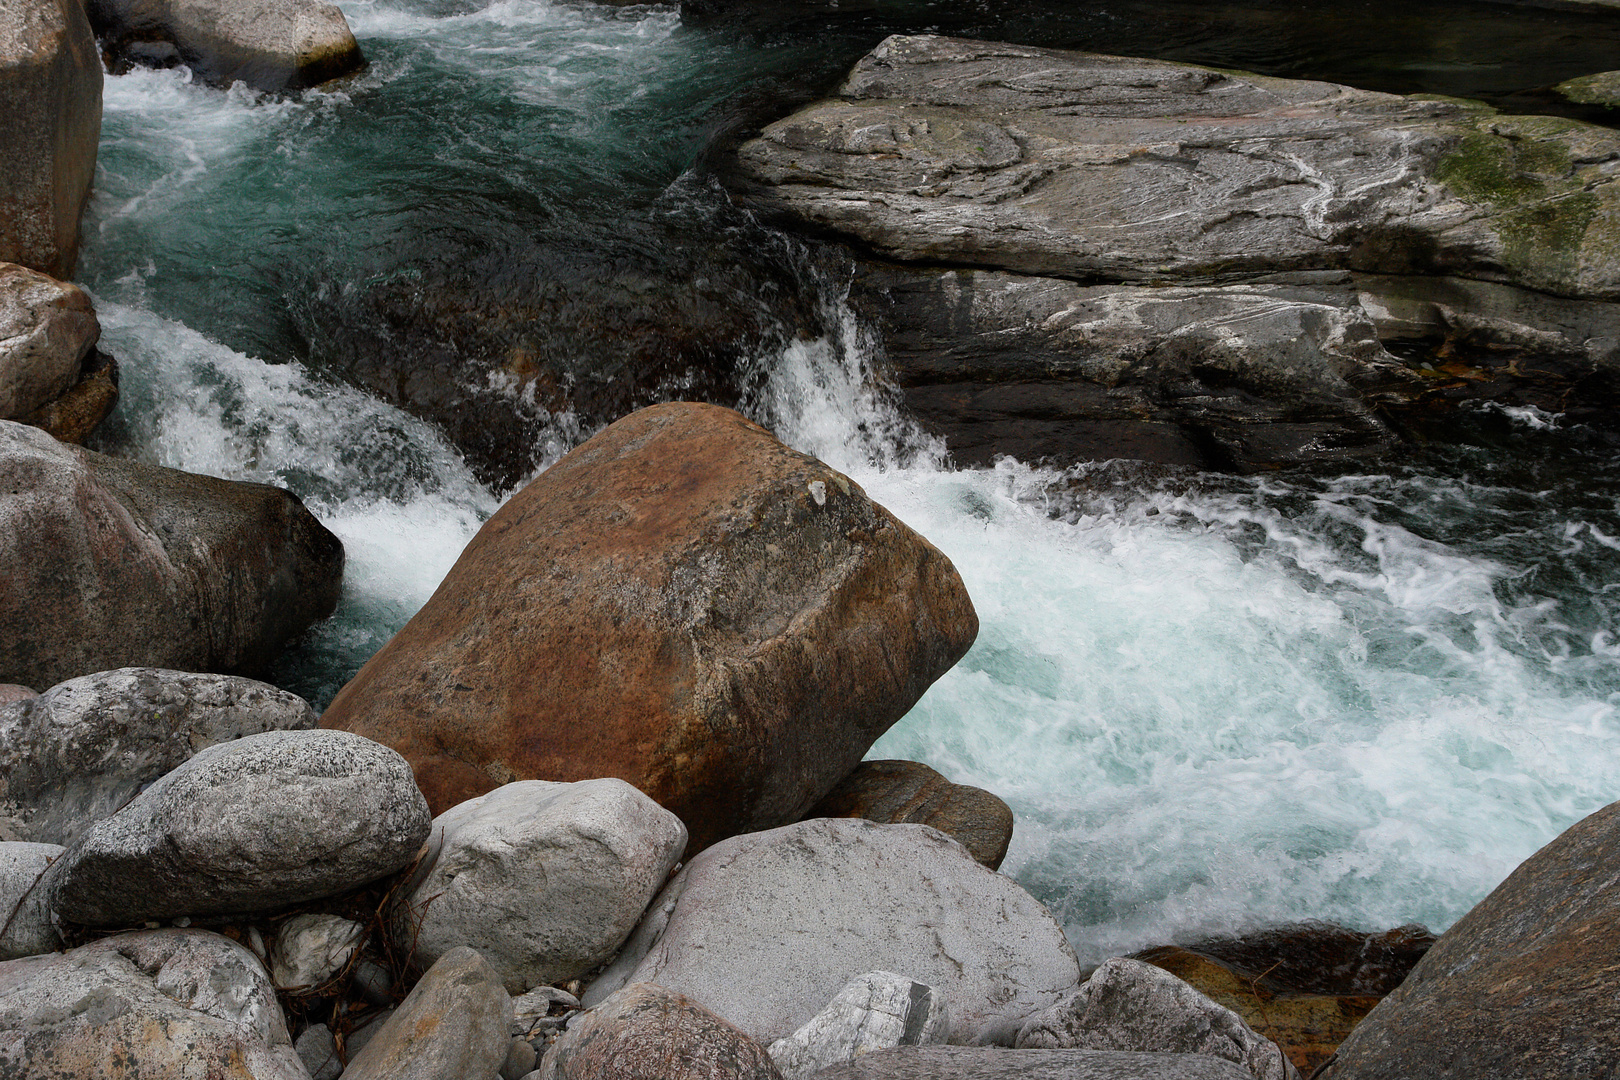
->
[46,728,431,925]
[0,841,60,960]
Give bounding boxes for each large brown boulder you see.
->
[323,402,977,851]
[0,420,344,689]
[1318,800,1620,1079]
[0,0,100,280]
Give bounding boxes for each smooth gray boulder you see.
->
[1016,959,1298,1080]
[270,912,365,991]
[46,728,431,925]
[395,778,687,994]
[1317,798,1620,1080]
[89,0,363,92]
[296,1022,343,1080]
[730,35,1620,303]
[0,263,96,421]
[0,420,345,690]
[341,946,513,1080]
[0,0,100,279]
[768,971,949,1078]
[0,928,306,1078]
[538,982,783,1080]
[584,818,1080,1045]
[808,1046,1259,1080]
[0,842,60,960]
[0,667,317,846]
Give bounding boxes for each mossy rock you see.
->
[1556,70,1620,109]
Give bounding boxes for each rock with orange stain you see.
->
[341,946,513,1080]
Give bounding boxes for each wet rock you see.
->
[0,0,100,279]
[807,1046,1259,1080]
[0,420,345,690]
[729,35,1620,303]
[46,728,431,925]
[0,667,317,846]
[1557,69,1620,109]
[21,347,118,445]
[88,0,363,91]
[767,971,949,1078]
[854,268,1421,472]
[271,913,365,991]
[394,778,687,993]
[0,842,61,960]
[0,928,305,1079]
[0,263,97,421]
[323,402,977,853]
[1318,799,1620,1080]
[807,759,1014,870]
[1016,959,1298,1080]
[1168,922,1435,999]
[584,818,1080,1045]
[538,982,783,1080]
[341,946,513,1080]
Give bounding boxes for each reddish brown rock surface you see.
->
[806,759,1013,870]
[538,982,783,1080]
[322,402,977,852]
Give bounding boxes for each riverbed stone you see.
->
[1016,958,1298,1080]
[0,263,97,421]
[0,420,345,690]
[0,928,306,1079]
[0,686,33,704]
[1557,69,1620,109]
[584,818,1080,1045]
[340,946,513,1080]
[0,0,101,279]
[0,667,317,846]
[0,842,61,961]
[767,971,949,1078]
[46,728,431,925]
[538,982,783,1080]
[271,912,365,992]
[729,35,1620,303]
[21,346,118,445]
[807,759,1015,870]
[88,0,363,91]
[323,402,977,852]
[808,1046,1260,1080]
[1317,798,1620,1080]
[394,778,687,994]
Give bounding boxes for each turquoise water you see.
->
[77,0,1620,963]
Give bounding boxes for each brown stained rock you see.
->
[340,946,513,1080]
[322,402,977,852]
[806,759,1012,870]
[0,420,344,689]
[0,0,100,278]
[1318,800,1620,1080]
[20,348,117,444]
[538,982,783,1080]
[0,264,97,421]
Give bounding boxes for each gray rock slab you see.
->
[1317,797,1620,1080]
[584,818,1080,1045]
[0,842,60,960]
[0,263,96,420]
[768,971,949,1078]
[46,728,431,925]
[88,0,362,91]
[0,666,317,846]
[0,928,306,1078]
[1016,959,1297,1080]
[341,946,513,1080]
[728,35,1620,303]
[807,1046,1259,1080]
[271,912,365,991]
[395,778,687,994]
[0,420,345,691]
[0,0,100,278]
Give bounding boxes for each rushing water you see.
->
[77,0,1620,963]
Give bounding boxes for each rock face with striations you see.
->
[0,0,101,279]
[0,420,345,690]
[584,818,1080,1045]
[0,667,317,846]
[323,402,978,852]
[45,728,431,925]
[1317,799,1620,1080]
[87,0,363,91]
